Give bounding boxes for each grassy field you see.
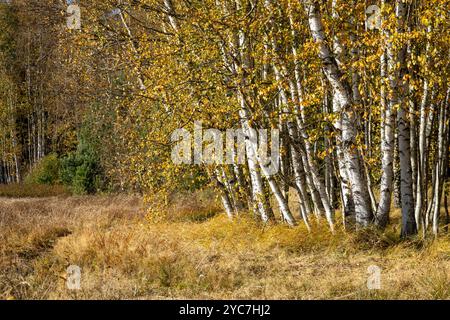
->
[0,184,70,198]
[0,190,449,300]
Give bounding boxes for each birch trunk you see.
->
[376,14,395,228]
[432,94,448,235]
[212,168,234,219]
[415,79,430,229]
[272,59,334,230]
[303,0,373,227]
[238,97,275,222]
[392,0,416,237]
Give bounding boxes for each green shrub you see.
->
[59,152,78,187]
[72,163,91,195]
[25,153,60,185]
[60,140,102,195]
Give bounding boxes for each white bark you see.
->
[392,0,416,237]
[432,92,448,235]
[414,25,433,230]
[376,17,396,228]
[303,1,373,227]
[272,59,334,230]
[212,168,234,219]
[238,97,275,222]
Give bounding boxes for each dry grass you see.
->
[0,192,449,300]
[0,184,69,198]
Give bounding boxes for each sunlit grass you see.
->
[0,193,449,300]
[0,183,69,198]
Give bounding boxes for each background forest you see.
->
[1,0,449,236]
[0,0,449,300]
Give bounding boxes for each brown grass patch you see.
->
[0,194,449,300]
[0,184,69,198]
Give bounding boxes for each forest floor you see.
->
[0,190,449,300]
